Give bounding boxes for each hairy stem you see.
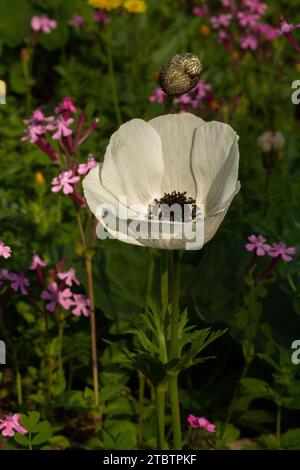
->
[168,250,182,449]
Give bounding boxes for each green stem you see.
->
[168,250,182,450]
[58,322,64,371]
[76,210,100,408]
[28,433,32,451]
[160,251,169,319]
[106,39,122,127]
[86,255,100,408]
[138,251,155,446]
[276,404,282,441]
[16,368,23,406]
[138,371,145,447]
[156,383,167,449]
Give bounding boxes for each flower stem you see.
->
[168,250,182,450]
[138,371,145,448]
[160,251,169,319]
[76,210,100,408]
[276,404,282,441]
[16,368,23,406]
[156,382,167,449]
[85,254,100,408]
[138,250,155,446]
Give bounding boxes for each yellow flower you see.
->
[88,0,122,10]
[34,172,45,184]
[199,24,211,37]
[123,0,147,14]
[296,63,300,72]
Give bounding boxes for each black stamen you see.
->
[149,191,197,222]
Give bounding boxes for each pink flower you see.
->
[58,287,73,310]
[240,35,259,50]
[221,0,232,7]
[187,415,216,433]
[30,254,47,270]
[255,23,280,41]
[71,294,90,317]
[69,15,84,28]
[0,269,10,286]
[50,117,74,140]
[93,10,110,24]
[21,124,46,143]
[237,11,260,28]
[31,15,57,34]
[173,94,192,106]
[280,18,300,35]
[149,87,166,104]
[55,97,77,115]
[58,268,80,287]
[77,154,98,176]
[268,242,296,262]
[211,14,232,29]
[24,109,54,125]
[8,273,30,295]
[191,80,212,108]
[258,131,285,152]
[245,235,271,256]
[218,30,231,44]
[41,282,73,311]
[192,7,205,17]
[51,170,80,195]
[0,241,11,259]
[243,0,267,16]
[0,414,28,438]
[41,282,59,312]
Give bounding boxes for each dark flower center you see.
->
[149,191,197,222]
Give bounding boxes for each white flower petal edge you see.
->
[83,164,141,219]
[191,120,240,213]
[148,113,205,197]
[100,118,164,209]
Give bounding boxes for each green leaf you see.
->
[14,433,29,446]
[20,411,40,432]
[240,378,277,400]
[31,430,52,446]
[49,435,71,449]
[281,429,300,450]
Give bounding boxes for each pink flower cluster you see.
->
[246,235,296,262]
[0,414,27,438]
[22,98,99,206]
[193,1,300,52]
[149,80,213,111]
[51,154,97,195]
[41,265,90,317]
[31,15,57,34]
[187,414,216,433]
[0,269,30,295]
[69,10,109,29]
[0,240,11,259]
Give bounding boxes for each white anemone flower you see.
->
[83,113,240,250]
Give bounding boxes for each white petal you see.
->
[148,113,205,197]
[100,119,164,208]
[204,211,228,244]
[82,165,140,219]
[191,121,240,212]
